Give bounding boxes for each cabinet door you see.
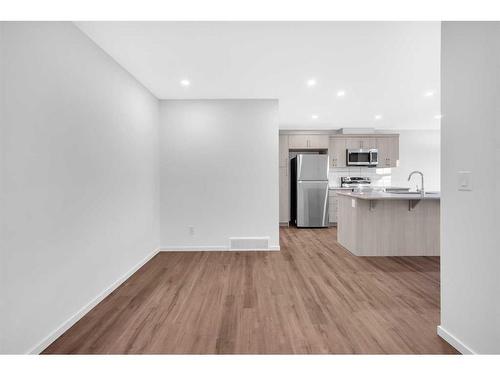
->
[279,135,289,167]
[376,137,391,167]
[329,137,346,167]
[361,137,377,150]
[328,201,336,223]
[376,136,399,167]
[288,135,309,149]
[308,135,329,149]
[328,190,342,223]
[345,137,363,150]
[279,165,290,223]
[390,135,399,167]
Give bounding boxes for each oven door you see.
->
[346,149,371,166]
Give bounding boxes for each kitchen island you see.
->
[336,191,440,256]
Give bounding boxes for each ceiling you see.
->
[76,21,441,130]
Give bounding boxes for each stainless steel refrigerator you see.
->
[290,154,329,227]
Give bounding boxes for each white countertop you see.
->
[336,191,440,200]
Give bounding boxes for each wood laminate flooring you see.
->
[43,226,458,354]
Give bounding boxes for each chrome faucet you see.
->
[408,171,425,195]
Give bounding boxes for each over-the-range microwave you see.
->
[346,149,378,167]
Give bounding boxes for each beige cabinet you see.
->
[279,164,290,224]
[329,134,398,168]
[361,137,377,149]
[279,134,290,224]
[329,137,346,167]
[344,137,377,150]
[344,137,363,150]
[288,134,308,149]
[279,134,289,167]
[328,189,348,224]
[307,135,329,149]
[376,136,399,167]
[289,134,329,149]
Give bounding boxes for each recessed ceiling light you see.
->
[337,90,346,97]
[424,91,434,97]
[374,114,382,120]
[434,114,443,119]
[306,79,317,87]
[311,114,319,120]
[180,79,190,87]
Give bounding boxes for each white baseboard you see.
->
[28,247,160,354]
[160,245,280,252]
[437,325,476,354]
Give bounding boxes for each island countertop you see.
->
[336,190,440,201]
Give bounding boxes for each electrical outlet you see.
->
[188,226,195,236]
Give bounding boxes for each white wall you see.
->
[391,129,441,191]
[0,22,160,354]
[440,22,500,354]
[159,100,279,250]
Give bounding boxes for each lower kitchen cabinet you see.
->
[328,189,344,225]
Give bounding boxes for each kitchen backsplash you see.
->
[329,167,393,188]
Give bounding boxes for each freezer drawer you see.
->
[296,180,329,227]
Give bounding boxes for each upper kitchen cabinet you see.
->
[329,137,346,167]
[344,137,377,150]
[307,135,330,149]
[288,134,329,150]
[328,134,399,168]
[344,137,363,150]
[376,135,399,167]
[279,134,289,167]
[288,134,308,149]
[361,137,377,149]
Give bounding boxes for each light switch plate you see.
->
[458,171,472,191]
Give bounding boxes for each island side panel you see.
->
[337,195,360,255]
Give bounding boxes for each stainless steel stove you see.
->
[340,176,371,188]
